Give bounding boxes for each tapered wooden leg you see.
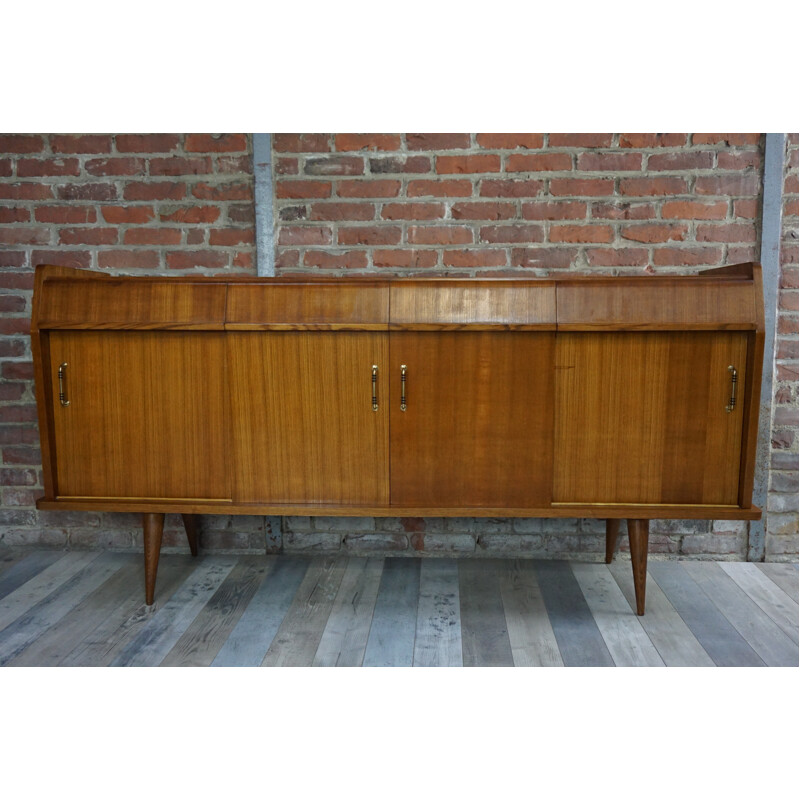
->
[143,512,165,606]
[627,518,650,616]
[605,519,620,564]
[181,514,199,557]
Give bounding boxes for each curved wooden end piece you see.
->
[627,519,650,616]
[143,512,165,606]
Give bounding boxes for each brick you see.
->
[17,158,80,177]
[98,250,160,270]
[0,184,53,200]
[0,158,11,177]
[275,250,300,270]
[232,252,253,269]
[1,361,33,380]
[369,156,431,174]
[577,152,643,171]
[0,295,26,313]
[695,174,760,196]
[619,133,687,147]
[0,468,38,486]
[102,205,155,224]
[661,200,728,219]
[276,180,332,199]
[647,152,715,171]
[304,156,364,176]
[335,134,402,151]
[780,268,799,289]
[0,228,50,245]
[407,226,473,245]
[302,250,369,269]
[60,227,118,245]
[149,156,213,176]
[621,224,688,243]
[0,268,33,287]
[443,250,507,268]
[436,154,501,174]
[695,223,757,243]
[784,174,799,194]
[278,227,332,246]
[209,228,255,246]
[192,181,252,201]
[227,204,254,225]
[373,249,437,268]
[2,446,41,465]
[0,317,30,335]
[771,472,799,493]
[123,228,181,245]
[275,157,298,175]
[115,134,181,152]
[85,157,146,176]
[718,151,761,170]
[476,133,544,149]
[550,225,613,244]
[273,134,331,153]
[522,201,587,220]
[158,205,219,223]
[479,179,544,198]
[283,532,341,552]
[50,134,111,153]
[1,486,39,505]
[0,134,44,153]
[279,206,307,222]
[779,291,799,312]
[337,180,401,198]
[217,155,251,173]
[511,247,578,269]
[0,383,24,401]
[692,133,761,146]
[619,177,688,196]
[479,225,544,243]
[342,533,408,552]
[338,226,401,246]
[407,179,472,197]
[122,182,184,201]
[409,532,475,553]
[477,533,544,553]
[549,178,614,196]
[57,182,118,201]
[34,205,96,224]
[451,202,516,220]
[734,198,759,219]
[773,405,799,425]
[309,203,375,221]
[587,248,649,267]
[550,133,613,148]
[166,251,228,270]
[0,404,37,423]
[406,133,471,150]
[0,338,27,356]
[652,246,725,266]
[0,425,38,445]
[184,133,247,152]
[590,202,656,220]
[31,249,91,269]
[506,153,572,172]
[771,430,795,450]
[381,203,444,220]
[0,207,29,223]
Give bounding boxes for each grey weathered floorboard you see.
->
[261,557,347,667]
[161,557,272,667]
[363,558,420,667]
[755,563,799,604]
[0,551,101,633]
[0,548,28,581]
[60,555,200,666]
[414,559,462,667]
[682,562,798,667]
[499,559,563,667]
[648,563,765,666]
[111,557,237,667]
[608,562,714,667]
[0,550,66,602]
[314,557,383,667]
[8,555,140,667]
[533,560,614,667]
[211,557,308,667]
[0,552,128,666]
[571,563,664,667]
[717,562,799,644]
[459,560,514,667]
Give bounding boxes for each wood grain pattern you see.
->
[226,282,389,328]
[756,563,799,604]
[39,277,226,330]
[390,281,556,329]
[50,331,231,500]
[414,559,462,667]
[557,278,756,330]
[229,331,389,504]
[390,331,554,507]
[0,551,65,601]
[554,331,748,505]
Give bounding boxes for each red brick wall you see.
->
[1,132,797,559]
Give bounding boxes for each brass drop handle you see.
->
[725,365,738,413]
[400,364,407,412]
[58,362,70,407]
[372,365,378,411]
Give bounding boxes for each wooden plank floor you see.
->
[0,550,797,667]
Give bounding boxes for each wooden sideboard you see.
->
[30,262,765,615]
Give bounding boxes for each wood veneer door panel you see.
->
[229,332,389,504]
[389,332,554,507]
[50,331,230,499]
[553,332,748,505]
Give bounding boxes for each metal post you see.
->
[253,133,274,277]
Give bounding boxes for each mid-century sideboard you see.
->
[30,262,765,615]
